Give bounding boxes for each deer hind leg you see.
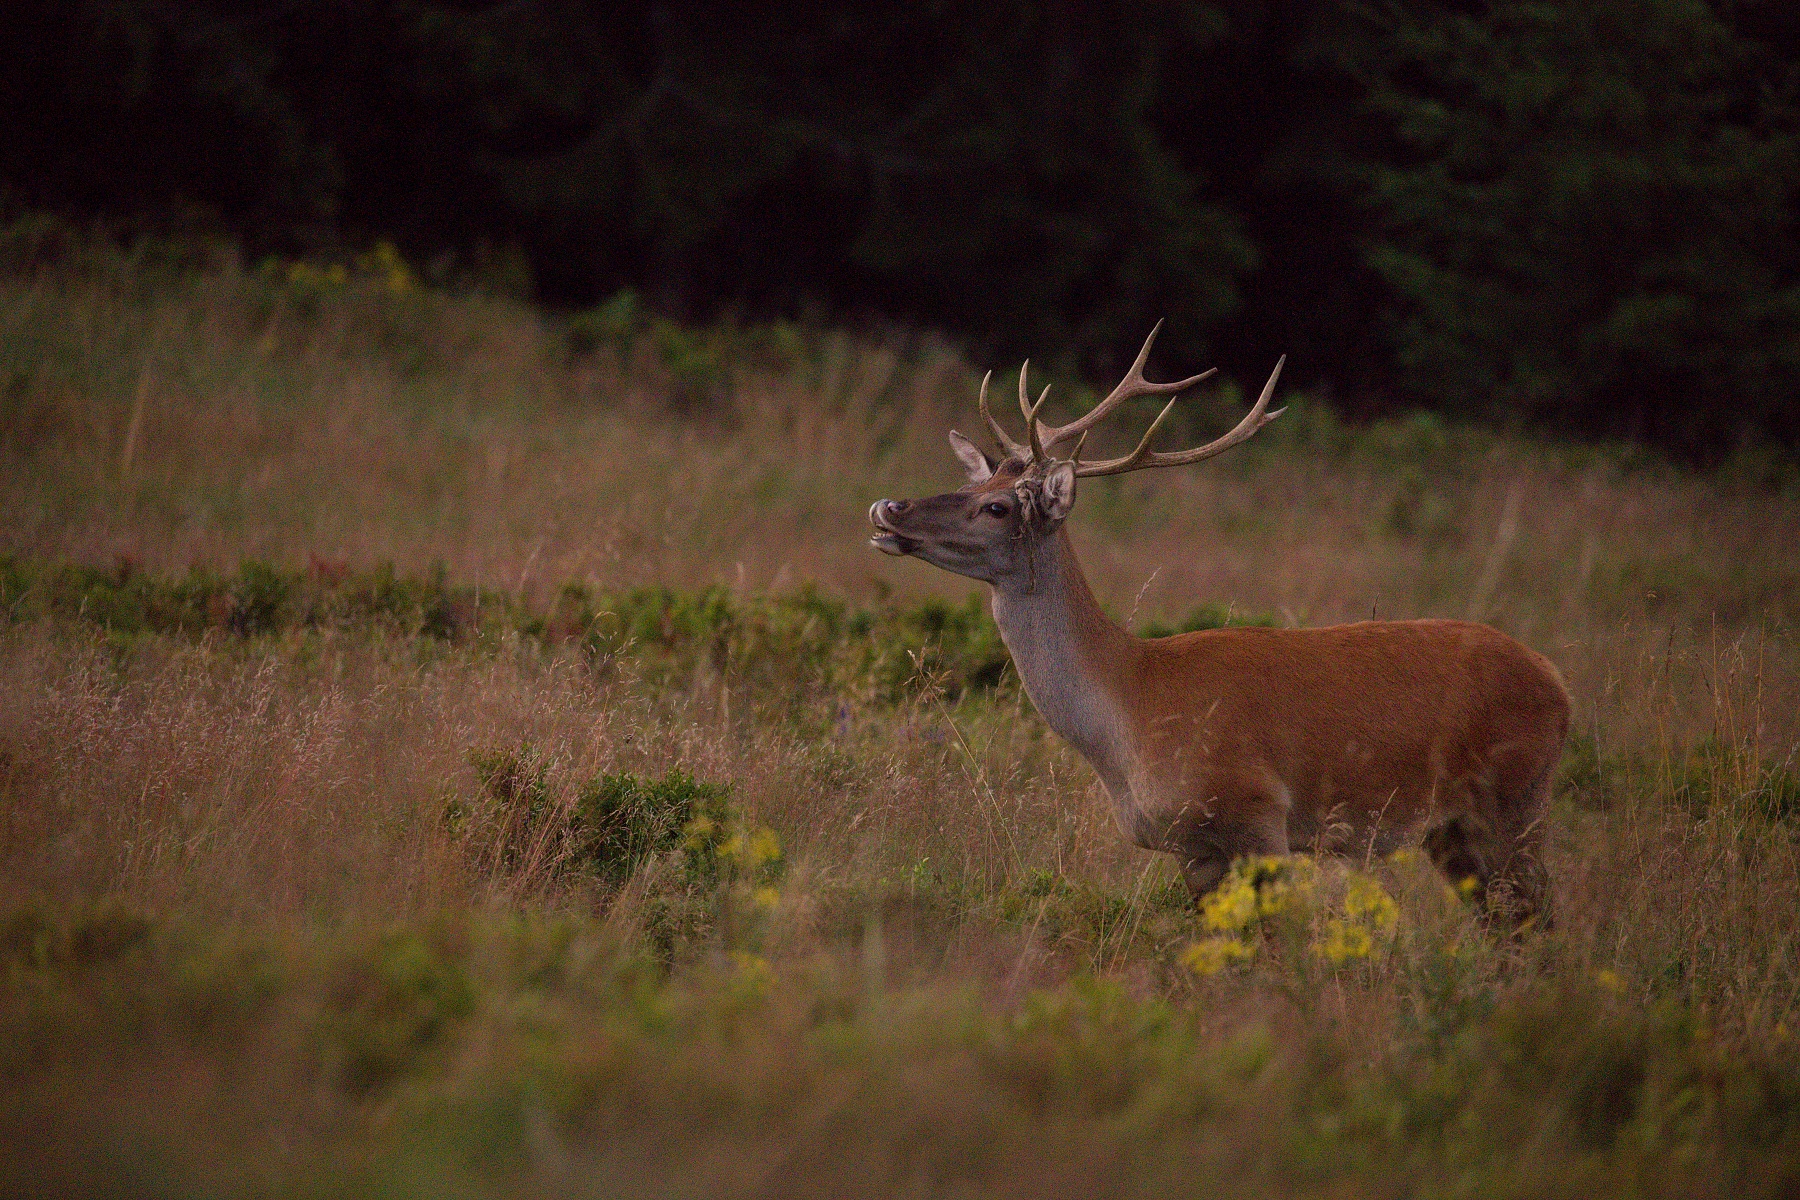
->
[1489,821,1551,930]
[1421,812,1491,906]
[1487,763,1554,929]
[1422,804,1551,931]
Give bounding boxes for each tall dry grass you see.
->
[5,255,1794,753]
[3,248,1799,1195]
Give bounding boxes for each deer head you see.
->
[868,323,1286,589]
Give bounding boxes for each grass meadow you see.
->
[2,235,1799,1197]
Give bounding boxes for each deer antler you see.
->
[1017,362,1054,464]
[977,324,1284,474]
[1071,354,1285,478]
[1029,321,1218,460]
[973,362,1058,464]
[978,371,1029,461]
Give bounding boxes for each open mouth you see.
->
[868,502,918,556]
[869,532,916,556]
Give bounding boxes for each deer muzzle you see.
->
[867,499,918,556]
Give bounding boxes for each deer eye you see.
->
[982,501,1009,518]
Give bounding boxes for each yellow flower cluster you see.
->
[273,240,415,296]
[1344,874,1400,932]
[1179,936,1253,975]
[1180,855,1403,976]
[722,825,784,872]
[687,818,782,867]
[683,814,785,912]
[727,950,775,999]
[1200,855,1319,935]
[681,813,719,852]
[1184,856,1322,976]
[1315,873,1402,966]
[283,260,347,288]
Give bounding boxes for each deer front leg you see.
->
[1171,804,1291,905]
[1178,853,1231,901]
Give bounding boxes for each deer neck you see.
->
[989,528,1137,787]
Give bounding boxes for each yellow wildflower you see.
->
[362,240,416,295]
[1203,855,1320,932]
[682,814,716,851]
[1316,919,1375,965]
[1201,877,1261,934]
[728,951,774,998]
[1180,936,1254,976]
[747,826,783,868]
[1343,874,1399,935]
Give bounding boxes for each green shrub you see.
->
[2,555,1019,706]
[0,900,153,972]
[1666,737,1800,823]
[451,751,781,905]
[461,745,555,872]
[1754,761,1800,823]
[572,770,733,885]
[1558,730,1629,811]
[229,560,291,635]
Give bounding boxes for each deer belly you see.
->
[1285,770,1431,857]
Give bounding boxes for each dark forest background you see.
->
[5,0,1799,462]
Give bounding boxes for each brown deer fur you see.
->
[870,354,1569,922]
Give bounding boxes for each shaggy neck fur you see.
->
[989,528,1138,794]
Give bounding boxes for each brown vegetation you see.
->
[2,255,1798,1195]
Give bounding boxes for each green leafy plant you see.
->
[572,769,734,885]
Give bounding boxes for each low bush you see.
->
[448,751,782,905]
[572,769,735,886]
[319,926,476,1094]
[3,900,1797,1198]
[0,556,1014,705]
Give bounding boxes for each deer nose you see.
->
[870,499,909,527]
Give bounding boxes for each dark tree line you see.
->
[5,1,1798,460]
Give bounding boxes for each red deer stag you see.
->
[868,325,1568,921]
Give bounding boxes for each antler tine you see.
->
[1029,383,1051,467]
[1017,362,1052,464]
[978,370,1029,460]
[1017,362,1056,426]
[1035,320,1218,457]
[1074,356,1287,478]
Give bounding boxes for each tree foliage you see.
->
[3,0,1798,460]
[1328,0,1800,450]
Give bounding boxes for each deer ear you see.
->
[1039,461,1077,521]
[947,430,996,483]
